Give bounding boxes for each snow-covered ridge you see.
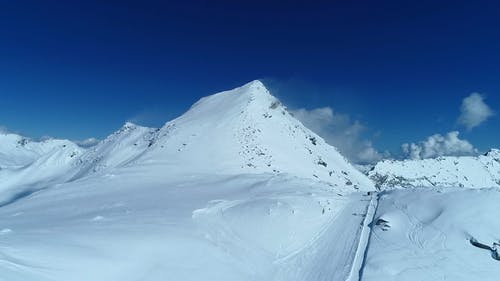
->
[368,149,500,189]
[71,122,160,179]
[0,132,82,169]
[0,80,373,192]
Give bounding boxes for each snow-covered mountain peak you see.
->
[110,121,152,138]
[137,80,373,190]
[184,79,280,122]
[122,121,139,130]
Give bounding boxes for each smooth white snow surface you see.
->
[362,188,500,281]
[0,170,371,281]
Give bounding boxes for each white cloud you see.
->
[357,142,384,163]
[402,131,477,160]
[458,93,494,130]
[75,138,100,147]
[290,107,384,164]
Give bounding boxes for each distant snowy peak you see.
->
[137,80,374,190]
[0,132,85,192]
[0,132,83,168]
[369,150,500,189]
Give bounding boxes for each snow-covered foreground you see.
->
[362,188,500,281]
[0,166,373,281]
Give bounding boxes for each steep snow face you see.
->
[369,149,500,189]
[137,80,373,190]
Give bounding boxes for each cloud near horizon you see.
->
[402,131,477,160]
[290,107,385,164]
[74,138,100,147]
[458,93,494,130]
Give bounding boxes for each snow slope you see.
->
[362,188,500,281]
[0,170,372,281]
[369,149,500,189]
[70,122,159,179]
[0,133,85,206]
[0,80,377,280]
[0,123,162,206]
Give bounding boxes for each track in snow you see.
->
[349,192,378,281]
[273,193,375,281]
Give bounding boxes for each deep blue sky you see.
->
[0,0,498,155]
